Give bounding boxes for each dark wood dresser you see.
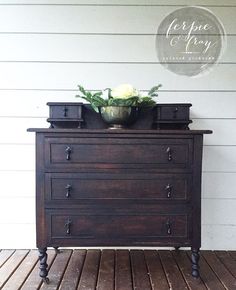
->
[28,127,211,282]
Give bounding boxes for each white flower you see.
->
[111,84,139,99]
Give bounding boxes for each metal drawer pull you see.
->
[166,220,172,235]
[63,106,68,117]
[165,184,172,198]
[166,147,172,161]
[65,219,72,235]
[65,184,72,198]
[173,107,178,118]
[65,146,72,160]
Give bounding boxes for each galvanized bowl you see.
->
[99,106,138,129]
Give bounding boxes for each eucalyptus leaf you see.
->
[148,84,162,96]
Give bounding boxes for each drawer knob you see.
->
[165,184,172,198]
[65,184,72,198]
[166,147,172,161]
[63,106,68,117]
[166,220,172,235]
[173,107,178,118]
[65,218,72,235]
[65,146,72,160]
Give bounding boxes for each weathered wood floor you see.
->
[0,249,236,290]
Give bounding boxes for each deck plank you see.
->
[215,251,236,278]
[0,250,15,268]
[59,249,86,290]
[1,249,235,289]
[115,250,133,290]
[159,250,188,290]
[21,249,56,290]
[97,250,115,290]
[77,249,101,290]
[173,250,206,290]
[0,249,29,289]
[3,250,39,290]
[144,250,169,290]
[130,250,152,290]
[40,249,72,290]
[202,251,236,290]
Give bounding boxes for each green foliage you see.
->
[75,84,161,113]
[148,84,162,97]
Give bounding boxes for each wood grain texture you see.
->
[40,249,72,290]
[201,251,236,289]
[144,250,169,290]
[97,250,115,290]
[59,250,86,289]
[159,250,188,290]
[130,250,152,290]
[77,250,101,290]
[21,250,56,290]
[0,250,29,288]
[2,250,38,290]
[115,250,133,290]
[0,250,235,289]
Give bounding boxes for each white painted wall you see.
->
[0,0,235,249]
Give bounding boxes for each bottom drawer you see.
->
[46,212,191,246]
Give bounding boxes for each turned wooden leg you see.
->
[191,248,200,278]
[38,248,49,284]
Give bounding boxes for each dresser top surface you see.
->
[27,128,212,135]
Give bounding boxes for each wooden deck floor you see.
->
[0,249,236,290]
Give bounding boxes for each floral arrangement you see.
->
[76,83,162,113]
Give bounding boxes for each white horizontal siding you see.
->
[0,0,236,5]
[0,1,235,250]
[0,6,235,33]
[0,63,235,90]
[0,34,235,63]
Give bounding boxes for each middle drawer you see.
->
[45,173,191,203]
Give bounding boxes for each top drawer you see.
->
[44,137,193,170]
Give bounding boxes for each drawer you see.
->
[156,104,191,120]
[47,102,83,120]
[45,173,191,202]
[45,137,193,170]
[47,212,190,242]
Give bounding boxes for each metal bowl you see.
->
[99,106,138,129]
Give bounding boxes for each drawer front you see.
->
[45,173,191,202]
[48,213,190,241]
[45,137,192,170]
[50,105,82,119]
[159,106,190,120]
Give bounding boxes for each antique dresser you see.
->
[28,104,212,282]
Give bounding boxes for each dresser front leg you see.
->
[38,248,49,284]
[191,248,200,278]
